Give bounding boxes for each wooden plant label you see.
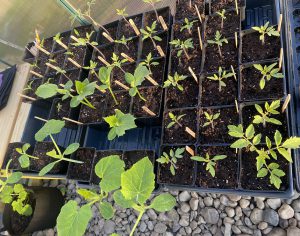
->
[282,94,291,113]
[115,80,129,90]
[63,117,83,125]
[34,116,48,122]
[197,27,203,51]
[57,41,68,50]
[70,35,79,43]
[45,62,58,71]
[235,99,239,113]
[17,93,36,101]
[146,75,158,86]
[185,146,195,156]
[185,127,196,138]
[195,5,202,23]
[188,66,198,83]
[142,106,156,116]
[278,14,283,32]
[159,16,168,31]
[121,53,135,63]
[231,65,237,81]
[95,84,106,94]
[35,44,50,55]
[156,46,165,57]
[279,48,283,70]
[129,19,140,36]
[102,32,114,43]
[235,32,238,48]
[235,0,239,15]
[67,58,81,68]
[29,46,38,57]
[30,70,43,78]
[98,56,111,67]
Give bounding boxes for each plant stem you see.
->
[89,43,105,58]
[218,80,222,92]
[218,45,222,57]
[183,48,190,60]
[27,154,39,160]
[122,16,131,28]
[262,34,265,45]
[130,210,145,236]
[83,14,110,35]
[49,135,63,158]
[137,89,146,101]
[151,3,160,22]
[108,87,119,105]
[150,37,157,49]
[82,97,96,109]
[176,121,183,127]
[61,157,83,164]
[221,18,224,29]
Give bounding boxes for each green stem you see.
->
[108,87,119,105]
[137,89,146,102]
[130,210,145,236]
[61,157,83,164]
[27,154,39,160]
[82,97,96,109]
[49,135,63,157]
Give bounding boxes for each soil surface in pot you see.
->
[31,142,66,174]
[78,95,106,123]
[141,32,168,59]
[171,45,202,75]
[68,148,95,181]
[33,57,48,76]
[166,76,199,109]
[116,37,139,61]
[132,87,162,118]
[204,39,238,73]
[50,99,71,120]
[53,32,70,52]
[240,64,284,101]
[199,107,239,144]
[175,0,204,22]
[4,143,29,170]
[112,63,136,90]
[64,47,87,70]
[119,14,142,39]
[242,31,281,63]
[201,73,237,106]
[144,8,170,33]
[163,108,197,144]
[98,23,118,45]
[210,0,245,13]
[72,25,94,39]
[241,149,289,191]
[47,52,66,74]
[104,90,131,116]
[158,146,195,185]
[196,146,238,188]
[94,44,115,67]
[24,77,44,100]
[173,20,202,44]
[122,150,154,168]
[90,150,123,184]
[242,103,289,140]
[59,69,81,85]
[47,74,60,85]
[142,57,165,86]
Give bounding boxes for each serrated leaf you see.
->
[245,125,255,139]
[282,137,300,148]
[257,168,268,177]
[191,156,206,162]
[272,169,285,177]
[270,174,282,189]
[266,136,272,149]
[253,134,262,145]
[228,125,244,138]
[277,148,292,162]
[149,193,176,212]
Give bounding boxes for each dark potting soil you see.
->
[104,90,131,117]
[173,20,202,45]
[78,95,106,123]
[241,149,289,191]
[199,107,239,144]
[242,103,289,140]
[94,44,115,66]
[47,52,66,74]
[205,11,240,39]
[31,142,66,174]
[64,47,87,70]
[196,146,238,189]
[144,8,170,33]
[72,25,94,39]
[111,63,135,90]
[116,37,139,61]
[33,57,48,76]
[122,150,154,168]
[163,108,197,144]
[10,192,36,235]
[46,74,60,85]
[42,37,53,54]
[98,23,118,45]
[132,87,162,118]
[119,15,142,39]
[67,148,95,181]
[90,150,123,185]
[158,145,195,185]
[24,78,44,99]
[204,39,238,73]
[171,46,202,75]
[142,57,165,86]
[210,0,245,13]
[240,64,284,101]
[141,32,168,59]
[166,76,199,109]
[175,0,205,22]
[201,73,237,106]
[242,31,281,63]
[59,69,80,85]
[50,99,71,120]
[4,143,29,170]
[53,32,71,52]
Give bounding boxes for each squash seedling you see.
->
[115,35,133,50]
[156,148,185,175]
[207,30,228,57]
[203,111,220,129]
[253,63,284,89]
[53,33,68,50]
[253,100,282,127]
[167,112,185,128]
[170,38,194,59]
[207,67,235,92]
[15,143,39,168]
[34,119,82,176]
[216,9,226,29]
[180,18,197,35]
[163,73,187,91]
[252,21,280,45]
[97,66,118,105]
[141,21,162,49]
[142,0,162,21]
[140,53,159,75]
[191,154,227,177]
[104,109,137,140]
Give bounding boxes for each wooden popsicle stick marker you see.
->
[231,65,237,81]
[282,94,291,113]
[95,85,106,94]
[156,46,165,57]
[159,16,168,31]
[279,48,283,70]
[278,14,283,33]
[188,66,198,83]
[17,93,36,101]
[67,58,81,68]
[235,99,239,113]
[102,32,114,43]
[198,27,203,51]
[235,32,238,48]
[98,56,111,66]
[129,19,140,36]
[70,35,80,43]
[142,106,156,116]
[185,146,195,156]
[28,46,38,57]
[30,70,43,78]
[235,0,239,15]
[121,53,135,63]
[115,80,129,90]
[195,5,202,23]
[185,127,196,138]
[34,116,48,122]
[63,117,83,125]
[35,44,50,55]
[45,62,58,71]
[57,41,68,50]
[146,75,158,86]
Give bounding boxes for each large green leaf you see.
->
[113,190,135,208]
[282,137,300,148]
[95,155,125,192]
[121,157,155,205]
[99,201,114,220]
[64,143,80,155]
[35,84,58,99]
[149,193,176,212]
[57,201,92,236]
[6,172,22,184]
[35,119,65,141]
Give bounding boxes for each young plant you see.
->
[180,18,197,35]
[104,109,137,140]
[167,112,185,128]
[191,154,227,177]
[125,65,150,101]
[142,0,162,21]
[97,66,118,105]
[207,30,228,57]
[113,157,176,236]
[216,9,226,29]
[110,53,128,73]
[116,8,130,25]
[115,35,133,50]
[35,119,83,176]
[228,124,300,189]
[57,155,125,235]
[141,21,162,49]
[170,38,194,59]
[156,148,185,175]
[253,100,282,127]
[23,80,34,93]
[207,67,235,92]
[252,21,280,45]
[83,60,98,78]
[15,143,39,168]
[140,52,159,75]
[203,111,220,129]
[163,73,187,91]
[253,63,284,89]
[53,33,68,49]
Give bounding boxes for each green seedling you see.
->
[83,60,98,78]
[203,111,220,129]
[53,33,68,49]
[142,0,162,21]
[35,119,82,176]
[253,100,282,127]
[252,21,280,45]
[116,8,130,26]
[125,65,150,101]
[97,66,118,105]
[109,53,128,73]
[115,35,133,50]
[216,9,226,29]
[140,53,159,75]
[170,38,194,59]
[104,109,137,140]
[191,154,227,177]
[253,63,284,89]
[207,67,235,92]
[156,148,185,175]
[15,143,39,168]
[163,73,187,91]
[180,18,197,35]
[207,30,228,57]
[228,124,300,189]
[167,112,185,128]
[141,21,162,49]
[23,80,34,93]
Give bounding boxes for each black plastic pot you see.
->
[97,20,119,46]
[3,187,64,235]
[23,42,37,62]
[174,0,205,22]
[63,45,93,71]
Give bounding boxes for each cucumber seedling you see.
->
[141,21,162,49]
[253,63,284,89]
[207,67,235,92]
[156,148,185,175]
[97,66,118,105]
[207,30,228,57]
[15,143,39,168]
[253,100,282,127]
[170,38,194,59]
[191,154,227,177]
[252,21,280,45]
[163,73,187,91]
[167,112,185,128]
[203,111,220,129]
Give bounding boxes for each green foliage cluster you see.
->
[157,148,185,175]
